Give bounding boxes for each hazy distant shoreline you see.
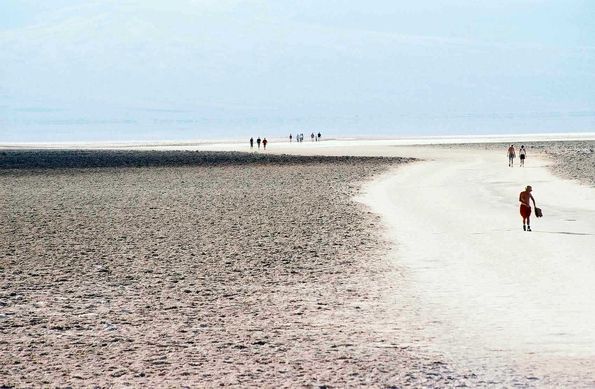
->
[1,131,595,149]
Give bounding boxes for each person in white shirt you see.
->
[519,145,527,167]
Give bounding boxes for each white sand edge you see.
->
[357,146,595,368]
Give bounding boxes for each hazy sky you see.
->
[1,0,594,141]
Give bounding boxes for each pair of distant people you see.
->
[507,144,527,167]
[249,137,268,150]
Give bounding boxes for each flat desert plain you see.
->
[1,138,594,387]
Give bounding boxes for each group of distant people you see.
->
[249,137,268,149]
[290,132,321,143]
[249,131,323,149]
[507,144,527,167]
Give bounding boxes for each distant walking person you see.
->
[289,134,293,143]
[311,133,315,142]
[257,137,261,149]
[507,144,516,167]
[317,132,321,141]
[519,145,527,167]
[519,185,536,231]
[250,137,254,148]
[262,138,268,150]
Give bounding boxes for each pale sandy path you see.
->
[357,146,595,382]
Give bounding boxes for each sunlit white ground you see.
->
[358,148,595,380]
